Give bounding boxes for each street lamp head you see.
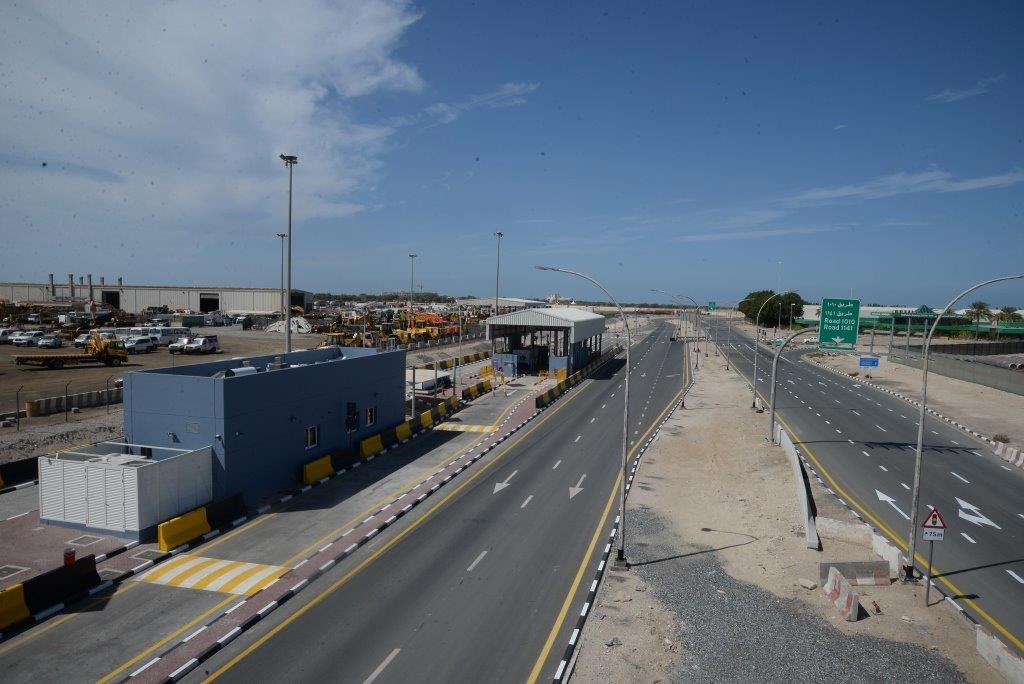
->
[495,231,504,238]
[279,154,298,166]
[535,265,557,272]
[409,254,417,259]
[275,233,287,238]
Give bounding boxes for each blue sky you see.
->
[1,1,1022,306]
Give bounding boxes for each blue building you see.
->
[122,347,406,503]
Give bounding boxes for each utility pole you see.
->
[408,254,417,331]
[276,233,287,320]
[493,231,504,316]
[279,154,298,354]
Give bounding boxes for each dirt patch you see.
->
[571,336,1001,682]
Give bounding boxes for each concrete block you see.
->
[976,624,1024,683]
[798,578,817,590]
[823,567,860,622]
[872,533,902,576]
[818,560,890,587]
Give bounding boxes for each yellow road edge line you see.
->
[526,472,620,683]
[528,338,688,681]
[204,360,618,682]
[727,343,1024,652]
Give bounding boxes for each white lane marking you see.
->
[862,451,871,458]
[601,404,606,409]
[879,465,888,472]
[960,532,976,544]
[876,424,887,432]
[553,460,561,469]
[851,410,860,416]
[847,440,854,445]
[931,430,939,435]
[574,435,581,443]
[364,648,401,684]
[590,417,595,423]
[521,495,533,509]
[1004,466,1014,471]
[1007,570,1024,585]
[950,472,970,484]
[972,451,983,457]
[901,482,910,490]
[824,419,830,424]
[467,550,488,572]
[951,440,960,445]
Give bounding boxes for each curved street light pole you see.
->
[750,292,783,408]
[766,326,819,443]
[539,265,631,563]
[724,297,759,370]
[650,289,696,369]
[903,274,1024,581]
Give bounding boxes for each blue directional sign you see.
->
[859,356,880,368]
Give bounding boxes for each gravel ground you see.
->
[619,504,965,683]
[0,408,122,465]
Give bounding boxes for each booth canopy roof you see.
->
[485,307,606,344]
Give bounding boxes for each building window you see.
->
[305,425,319,449]
[346,402,358,433]
[366,406,377,427]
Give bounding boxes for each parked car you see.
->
[184,336,219,354]
[74,333,91,347]
[37,334,63,349]
[168,337,191,354]
[0,328,20,344]
[124,336,155,354]
[13,331,45,346]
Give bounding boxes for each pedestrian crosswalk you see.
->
[138,555,287,595]
[434,422,496,433]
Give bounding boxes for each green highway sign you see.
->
[707,301,717,311]
[819,298,860,352]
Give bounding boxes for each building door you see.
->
[101,290,121,308]
[199,293,220,313]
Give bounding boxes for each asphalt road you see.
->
[706,317,1024,655]
[196,322,686,683]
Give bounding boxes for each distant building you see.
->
[0,275,311,315]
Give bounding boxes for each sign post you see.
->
[921,507,947,606]
[819,298,861,352]
[707,301,717,311]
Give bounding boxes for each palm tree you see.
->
[993,306,1023,340]
[967,301,990,340]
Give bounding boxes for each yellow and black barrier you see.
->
[303,455,335,484]
[157,507,212,551]
[419,350,491,371]
[353,395,465,461]
[0,583,30,631]
[461,379,493,401]
[535,346,622,409]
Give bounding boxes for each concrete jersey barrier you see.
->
[26,387,123,417]
[157,507,212,551]
[817,560,890,587]
[774,422,820,550]
[823,566,861,622]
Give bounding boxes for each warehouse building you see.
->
[37,347,405,538]
[0,275,311,315]
[485,307,606,376]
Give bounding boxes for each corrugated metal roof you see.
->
[485,307,605,343]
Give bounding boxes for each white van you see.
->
[184,336,219,354]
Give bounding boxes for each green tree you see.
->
[992,306,1023,340]
[737,290,804,328]
[967,301,990,340]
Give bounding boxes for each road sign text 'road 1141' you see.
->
[819,298,860,352]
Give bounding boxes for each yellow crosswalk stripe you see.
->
[137,555,287,595]
[434,422,496,433]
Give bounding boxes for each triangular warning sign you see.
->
[922,507,947,529]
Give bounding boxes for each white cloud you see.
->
[0,0,429,279]
[833,124,848,131]
[785,169,1024,206]
[673,226,841,243]
[927,73,1006,103]
[423,82,540,125]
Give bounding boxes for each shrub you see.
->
[993,434,1010,443]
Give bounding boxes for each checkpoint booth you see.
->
[484,307,606,379]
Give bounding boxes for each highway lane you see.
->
[198,322,686,683]
[707,319,1024,654]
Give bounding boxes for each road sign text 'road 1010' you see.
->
[819,298,860,352]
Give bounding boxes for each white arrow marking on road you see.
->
[569,474,587,499]
[956,497,1001,529]
[493,470,518,494]
[875,489,910,520]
